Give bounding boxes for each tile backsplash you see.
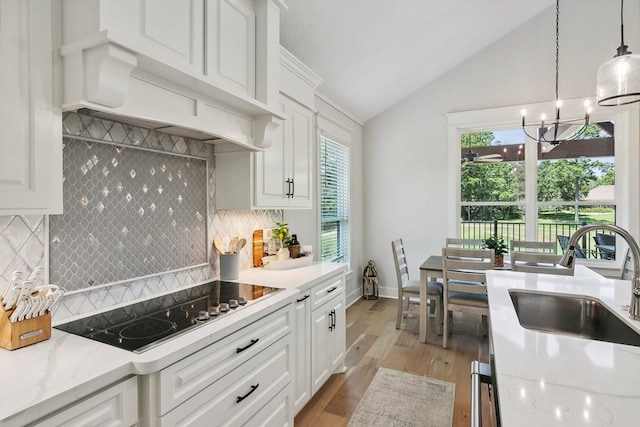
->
[0,111,282,322]
[50,138,208,289]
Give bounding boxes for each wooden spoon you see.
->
[230,236,240,253]
[235,238,247,253]
[213,237,225,254]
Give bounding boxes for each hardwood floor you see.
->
[294,297,493,426]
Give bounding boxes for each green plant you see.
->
[272,222,291,246]
[482,235,508,255]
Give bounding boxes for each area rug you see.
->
[348,367,455,427]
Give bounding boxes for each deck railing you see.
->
[460,220,615,259]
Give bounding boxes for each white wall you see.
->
[285,94,364,306]
[363,0,640,297]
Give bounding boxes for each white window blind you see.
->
[320,134,350,263]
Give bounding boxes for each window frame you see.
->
[447,97,638,268]
[319,133,351,264]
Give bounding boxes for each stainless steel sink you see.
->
[509,290,640,347]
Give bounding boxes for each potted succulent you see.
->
[482,235,508,267]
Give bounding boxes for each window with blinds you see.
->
[320,134,350,263]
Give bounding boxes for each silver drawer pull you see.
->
[236,338,259,353]
[236,383,259,403]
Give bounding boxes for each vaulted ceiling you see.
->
[279,0,555,123]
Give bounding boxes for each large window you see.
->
[458,122,617,260]
[320,134,350,263]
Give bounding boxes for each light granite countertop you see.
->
[0,262,345,426]
[487,266,640,426]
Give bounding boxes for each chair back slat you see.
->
[446,238,484,249]
[392,239,411,287]
[511,251,574,276]
[510,240,556,254]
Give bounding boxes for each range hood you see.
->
[58,1,286,152]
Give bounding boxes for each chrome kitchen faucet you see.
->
[559,224,640,320]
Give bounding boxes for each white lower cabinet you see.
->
[292,272,346,414]
[29,377,138,427]
[292,291,311,414]
[311,293,345,395]
[140,304,294,427]
[159,339,292,426]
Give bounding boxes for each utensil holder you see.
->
[220,253,240,280]
[0,305,51,350]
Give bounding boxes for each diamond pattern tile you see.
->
[0,111,284,323]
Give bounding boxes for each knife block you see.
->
[0,305,51,350]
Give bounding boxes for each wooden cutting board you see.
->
[253,229,263,267]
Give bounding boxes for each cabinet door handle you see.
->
[236,338,259,353]
[236,383,260,403]
[331,309,336,329]
[290,178,294,197]
[296,294,310,302]
[328,311,334,331]
[326,286,338,294]
[286,178,293,198]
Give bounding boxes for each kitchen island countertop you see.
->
[0,262,345,426]
[487,268,640,426]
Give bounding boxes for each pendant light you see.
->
[521,0,591,148]
[597,0,640,106]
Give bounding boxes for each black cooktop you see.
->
[54,280,282,353]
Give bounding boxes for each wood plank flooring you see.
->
[294,297,493,426]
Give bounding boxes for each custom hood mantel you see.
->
[59,0,287,151]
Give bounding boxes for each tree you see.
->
[537,159,610,202]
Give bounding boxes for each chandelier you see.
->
[521,0,591,149]
[596,0,640,106]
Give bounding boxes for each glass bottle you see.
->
[289,234,301,258]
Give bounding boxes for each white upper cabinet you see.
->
[60,0,283,150]
[0,0,62,215]
[215,47,322,210]
[207,0,255,96]
[254,95,313,208]
[63,0,205,74]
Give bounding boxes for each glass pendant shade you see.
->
[597,53,640,106]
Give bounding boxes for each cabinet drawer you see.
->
[160,337,291,426]
[158,306,292,414]
[310,277,344,311]
[30,377,138,427]
[244,383,292,427]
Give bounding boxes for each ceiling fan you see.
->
[461,146,503,165]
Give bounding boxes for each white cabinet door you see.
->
[72,0,205,74]
[329,297,346,373]
[0,0,62,215]
[255,94,313,209]
[206,0,256,96]
[30,377,138,427]
[310,299,332,395]
[292,292,311,414]
[310,290,346,396]
[286,98,313,208]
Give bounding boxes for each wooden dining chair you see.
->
[620,249,633,280]
[445,238,484,249]
[510,251,574,276]
[392,238,442,331]
[441,247,494,349]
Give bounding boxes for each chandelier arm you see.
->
[521,126,542,142]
